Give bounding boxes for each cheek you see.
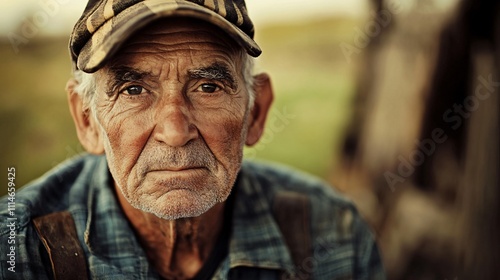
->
[195,106,249,165]
[99,108,154,180]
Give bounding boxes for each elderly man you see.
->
[1,0,384,279]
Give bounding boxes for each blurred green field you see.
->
[0,17,361,195]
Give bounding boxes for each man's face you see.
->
[92,18,251,219]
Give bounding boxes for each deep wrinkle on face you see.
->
[92,18,251,220]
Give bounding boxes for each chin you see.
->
[131,188,224,220]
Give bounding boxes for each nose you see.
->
[153,98,197,147]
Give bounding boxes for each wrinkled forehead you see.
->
[105,17,243,66]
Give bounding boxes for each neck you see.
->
[115,187,226,279]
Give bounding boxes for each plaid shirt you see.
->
[0,154,385,279]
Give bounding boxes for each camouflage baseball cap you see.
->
[70,0,261,73]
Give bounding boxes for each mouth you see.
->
[146,166,208,176]
[150,166,205,171]
[144,167,209,186]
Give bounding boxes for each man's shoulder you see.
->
[241,160,354,209]
[0,154,105,279]
[240,161,385,279]
[0,154,103,226]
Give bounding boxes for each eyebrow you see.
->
[106,66,152,96]
[109,66,152,81]
[188,63,237,90]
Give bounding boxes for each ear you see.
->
[246,73,274,146]
[66,78,104,154]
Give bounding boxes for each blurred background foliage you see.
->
[0,38,79,188]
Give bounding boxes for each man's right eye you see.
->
[122,85,144,95]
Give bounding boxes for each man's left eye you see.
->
[197,83,220,93]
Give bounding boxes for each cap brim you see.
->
[78,0,261,73]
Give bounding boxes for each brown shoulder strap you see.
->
[272,191,313,280]
[33,211,89,280]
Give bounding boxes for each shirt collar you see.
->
[228,163,295,275]
[84,156,154,276]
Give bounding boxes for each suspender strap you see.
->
[33,211,89,280]
[272,191,313,280]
